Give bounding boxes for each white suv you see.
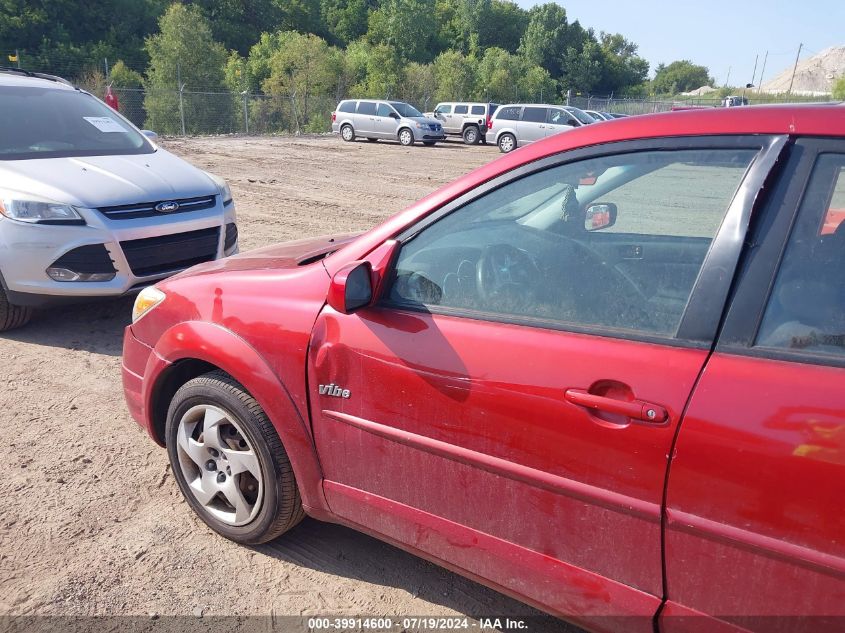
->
[0,69,237,331]
[428,102,499,144]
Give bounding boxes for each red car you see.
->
[123,105,845,633]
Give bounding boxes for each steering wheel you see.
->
[475,243,541,308]
[476,240,653,329]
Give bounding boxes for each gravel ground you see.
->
[1,135,576,632]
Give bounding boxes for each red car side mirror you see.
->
[326,240,399,314]
[327,261,373,314]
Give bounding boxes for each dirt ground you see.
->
[0,136,575,632]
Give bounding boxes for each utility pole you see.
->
[787,43,803,95]
[104,57,109,81]
[15,49,20,69]
[177,60,186,136]
[750,54,759,88]
[241,91,249,135]
[757,51,768,93]
[723,66,731,89]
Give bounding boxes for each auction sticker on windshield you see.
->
[83,116,127,133]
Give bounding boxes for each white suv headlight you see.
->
[0,193,84,225]
[205,172,233,206]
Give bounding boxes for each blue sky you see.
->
[516,0,844,88]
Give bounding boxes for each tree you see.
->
[561,39,604,94]
[518,3,587,79]
[833,76,845,100]
[262,31,343,131]
[367,0,436,63]
[110,59,144,88]
[432,49,476,102]
[475,47,521,102]
[321,0,372,45]
[107,60,145,126]
[186,0,283,54]
[399,62,436,111]
[362,43,404,98]
[0,0,166,78]
[519,64,556,103]
[652,60,714,95]
[478,0,528,54]
[144,3,232,134]
[594,32,649,95]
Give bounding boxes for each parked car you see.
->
[331,99,445,146]
[486,103,585,153]
[0,68,237,332]
[124,105,845,633]
[427,102,499,144]
[723,95,749,107]
[583,109,614,121]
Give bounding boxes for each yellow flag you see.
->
[8,54,18,62]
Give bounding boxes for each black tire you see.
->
[0,286,33,332]
[366,138,378,143]
[422,141,436,146]
[462,125,480,145]
[497,132,517,153]
[398,128,414,146]
[340,124,355,142]
[166,370,304,544]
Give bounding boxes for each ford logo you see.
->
[155,201,180,213]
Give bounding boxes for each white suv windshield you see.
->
[0,86,153,160]
[389,102,422,118]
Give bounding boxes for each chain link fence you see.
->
[569,92,834,116]
[111,88,340,136]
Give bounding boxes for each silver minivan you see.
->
[486,104,592,153]
[0,69,237,332]
[332,99,445,146]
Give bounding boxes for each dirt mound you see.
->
[681,85,718,96]
[761,45,845,95]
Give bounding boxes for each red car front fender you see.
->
[143,319,328,513]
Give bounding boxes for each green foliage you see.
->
[321,0,372,46]
[652,60,714,95]
[261,31,343,131]
[479,0,529,54]
[833,77,845,100]
[594,33,649,95]
[519,3,587,79]
[186,0,283,54]
[110,60,144,88]
[519,65,556,102]
[432,50,476,102]
[359,43,404,98]
[367,0,437,63]
[562,39,604,94]
[143,3,232,134]
[0,0,164,76]
[475,47,520,102]
[399,62,436,110]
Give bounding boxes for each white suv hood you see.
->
[0,149,217,209]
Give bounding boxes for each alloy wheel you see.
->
[175,404,263,527]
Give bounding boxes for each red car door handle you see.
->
[564,389,668,423]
